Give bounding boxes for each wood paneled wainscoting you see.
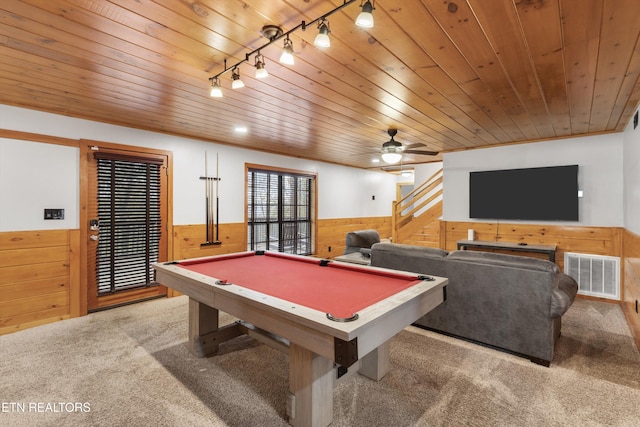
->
[170,223,247,297]
[0,229,80,335]
[172,224,248,261]
[622,230,640,349]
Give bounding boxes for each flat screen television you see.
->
[469,165,579,221]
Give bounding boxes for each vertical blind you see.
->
[95,154,163,295]
[247,169,314,255]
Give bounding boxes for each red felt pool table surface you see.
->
[178,251,422,319]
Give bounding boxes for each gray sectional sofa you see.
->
[370,242,578,366]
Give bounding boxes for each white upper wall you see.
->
[442,133,624,226]
[0,105,396,231]
[623,108,640,234]
[0,139,79,231]
[414,162,443,186]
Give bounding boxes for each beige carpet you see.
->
[1,297,639,426]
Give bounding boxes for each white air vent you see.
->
[564,252,620,300]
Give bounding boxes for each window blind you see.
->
[95,155,162,295]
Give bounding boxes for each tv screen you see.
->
[469,165,579,221]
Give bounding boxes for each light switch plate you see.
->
[44,209,64,220]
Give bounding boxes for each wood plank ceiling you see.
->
[1,0,640,169]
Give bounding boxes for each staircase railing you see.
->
[391,168,443,243]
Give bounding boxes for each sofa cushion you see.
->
[372,242,448,258]
[447,250,560,274]
[371,243,448,277]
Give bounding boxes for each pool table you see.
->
[153,251,447,427]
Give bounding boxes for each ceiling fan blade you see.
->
[404,149,439,156]
[402,142,426,149]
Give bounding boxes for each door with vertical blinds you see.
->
[87,148,168,311]
[247,168,315,255]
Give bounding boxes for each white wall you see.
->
[0,139,79,231]
[442,134,624,226]
[0,105,396,231]
[414,162,443,186]
[623,108,640,234]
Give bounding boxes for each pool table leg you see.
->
[287,343,334,427]
[187,298,220,357]
[359,340,390,381]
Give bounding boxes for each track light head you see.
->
[356,0,375,28]
[280,37,295,65]
[209,77,222,98]
[254,54,269,79]
[314,20,331,48]
[231,68,244,89]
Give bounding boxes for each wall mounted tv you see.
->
[469,165,579,221]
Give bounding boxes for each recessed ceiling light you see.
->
[234,126,248,133]
[372,158,380,163]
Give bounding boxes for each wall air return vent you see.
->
[564,252,620,300]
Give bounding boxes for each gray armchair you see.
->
[344,229,381,256]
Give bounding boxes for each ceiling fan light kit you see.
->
[378,129,439,164]
[381,152,403,164]
[207,0,375,97]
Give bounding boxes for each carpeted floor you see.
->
[1,297,639,426]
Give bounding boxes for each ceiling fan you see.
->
[378,129,439,164]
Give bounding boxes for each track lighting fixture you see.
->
[254,53,268,79]
[231,68,244,89]
[279,36,295,65]
[314,20,331,48]
[356,0,375,28]
[209,77,222,98]
[207,0,376,98]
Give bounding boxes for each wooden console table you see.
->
[457,240,557,262]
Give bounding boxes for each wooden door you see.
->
[81,141,170,312]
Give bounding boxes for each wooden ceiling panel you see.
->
[1,0,639,169]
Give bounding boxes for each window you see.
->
[247,167,315,255]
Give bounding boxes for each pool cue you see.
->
[205,152,209,243]
[208,153,213,243]
[214,153,221,244]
